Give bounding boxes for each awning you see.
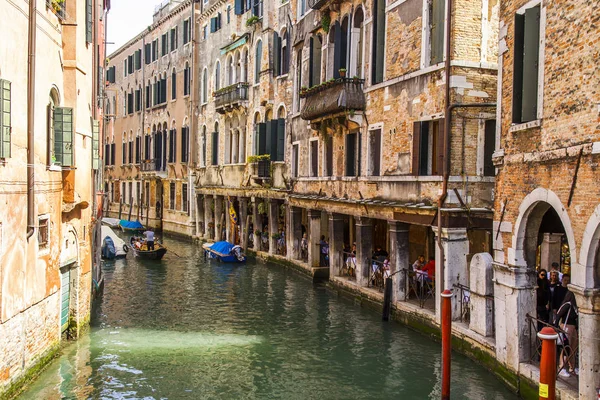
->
[220,34,248,55]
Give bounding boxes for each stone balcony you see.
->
[197,162,288,190]
[300,78,366,122]
[308,0,341,10]
[214,82,249,114]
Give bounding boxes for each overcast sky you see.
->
[107,0,156,55]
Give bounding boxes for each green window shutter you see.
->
[86,0,93,43]
[276,118,285,161]
[512,14,525,123]
[54,107,74,166]
[135,50,142,70]
[235,0,244,15]
[372,0,386,84]
[521,6,540,122]
[257,123,267,155]
[0,79,11,158]
[273,32,280,77]
[212,131,219,165]
[92,120,99,170]
[431,0,445,65]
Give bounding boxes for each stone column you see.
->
[493,265,535,371]
[289,207,303,260]
[329,213,345,277]
[214,195,224,241]
[433,227,469,322]
[571,286,600,399]
[355,217,373,287]
[268,199,279,255]
[225,198,232,242]
[389,221,409,302]
[195,194,204,238]
[239,197,248,250]
[539,232,562,271]
[308,209,321,268]
[203,195,214,240]
[469,253,494,336]
[252,198,261,251]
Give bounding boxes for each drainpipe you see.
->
[26,0,37,241]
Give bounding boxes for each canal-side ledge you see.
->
[325,276,577,400]
[247,249,329,281]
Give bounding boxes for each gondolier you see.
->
[144,228,155,250]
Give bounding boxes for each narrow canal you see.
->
[19,235,518,399]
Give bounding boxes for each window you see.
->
[372,0,386,84]
[168,128,177,163]
[135,49,142,70]
[123,59,128,77]
[184,63,191,96]
[145,81,151,108]
[52,107,74,166]
[227,6,231,24]
[350,8,365,79]
[128,90,134,114]
[128,54,134,74]
[0,79,11,158]
[128,182,133,203]
[161,33,168,56]
[111,141,115,165]
[310,140,319,177]
[135,134,141,164]
[160,74,167,104]
[145,182,150,206]
[170,27,178,52]
[483,120,496,177]
[201,68,208,102]
[106,66,116,83]
[273,29,290,77]
[345,132,359,176]
[182,183,189,213]
[171,68,177,100]
[144,43,152,64]
[255,40,262,84]
[324,135,333,177]
[367,129,382,176]
[170,182,176,210]
[203,25,208,40]
[183,18,191,44]
[429,0,446,65]
[252,0,262,17]
[92,120,99,170]
[513,4,541,123]
[128,134,133,164]
[152,39,159,61]
[85,0,93,43]
[212,123,219,165]
[201,126,207,166]
[136,182,141,205]
[210,13,222,33]
[38,215,49,250]
[181,126,189,163]
[235,0,245,15]
[254,119,285,161]
[309,35,322,87]
[215,62,221,91]
[135,87,142,111]
[122,137,127,164]
[292,143,299,178]
[294,50,302,113]
[412,120,444,176]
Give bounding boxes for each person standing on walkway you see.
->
[536,269,551,331]
[555,290,578,378]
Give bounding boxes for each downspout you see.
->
[26,0,37,240]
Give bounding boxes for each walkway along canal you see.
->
[18,235,518,399]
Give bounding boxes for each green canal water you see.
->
[19,235,519,399]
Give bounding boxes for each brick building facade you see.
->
[0,0,106,396]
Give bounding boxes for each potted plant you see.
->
[246,15,260,27]
[339,68,347,78]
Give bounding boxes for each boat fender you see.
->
[123,244,129,253]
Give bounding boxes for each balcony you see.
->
[308,0,341,10]
[300,78,366,121]
[141,160,157,172]
[214,82,249,114]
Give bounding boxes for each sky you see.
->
[107,0,157,55]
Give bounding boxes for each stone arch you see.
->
[511,187,577,271]
[277,104,287,119]
[579,204,600,288]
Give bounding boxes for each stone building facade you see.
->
[493,0,600,397]
[104,0,197,235]
[0,0,105,396]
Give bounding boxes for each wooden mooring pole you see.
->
[441,289,452,400]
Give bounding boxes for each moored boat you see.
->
[101,217,121,228]
[130,237,168,260]
[120,220,145,232]
[101,225,128,259]
[202,241,246,263]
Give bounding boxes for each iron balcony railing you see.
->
[141,159,156,171]
[255,159,270,179]
[214,82,249,113]
[300,78,366,121]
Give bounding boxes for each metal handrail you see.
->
[338,251,357,280]
[402,268,436,309]
[368,258,389,292]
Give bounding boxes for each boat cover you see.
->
[102,237,116,259]
[207,241,235,256]
[120,220,144,230]
[101,217,121,227]
[101,225,128,257]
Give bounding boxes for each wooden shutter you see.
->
[0,80,11,158]
[183,19,189,44]
[86,0,93,43]
[235,0,244,15]
[372,0,385,84]
[110,143,115,165]
[345,133,356,176]
[309,37,314,87]
[333,22,342,79]
[173,128,177,163]
[135,50,142,70]
[210,17,218,33]
[54,107,73,166]
[276,118,285,161]
[273,31,280,77]
[145,43,151,64]
[136,137,141,163]
[257,123,267,155]
[104,144,110,166]
[255,41,262,84]
[483,120,496,177]
[412,122,421,175]
[283,32,290,74]
[184,67,189,96]
[431,0,445,65]
[521,6,540,122]
[265,120,273,158]
[212,131,219,165]
[512,13,525,123]
[92,120,99,169]
[434,119,445,175]
[181,127,187,162]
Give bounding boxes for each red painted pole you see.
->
[537,327,558,400]
[441,289,452,400]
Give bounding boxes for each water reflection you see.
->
[19,234,518,399]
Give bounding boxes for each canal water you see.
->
[19,234,518,399]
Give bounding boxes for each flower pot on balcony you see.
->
[339,69,346,78]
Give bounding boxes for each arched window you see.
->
[201,125,207,167]
[135,129,141,164]
[202,68,208,103]
[274,28,289,76]
[47,89,59,165]
[351,8,365,79]
[168,121,177,163]
[171,68,177,100]
[234,51,241,84]
[212,121,219,165]
[309,35,322,87]
[372,0,386,84]
[215,61,221,91]
[254,40,262,84]
[184,61,190,96]
[227,55,234,85]
[242,48,249,82]
[294,49,302,113]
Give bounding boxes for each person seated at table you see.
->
[421,257,436,282]
[412,255,426,272]
[372,246,389,261]
[382,258,391,279]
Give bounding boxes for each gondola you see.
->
[130,237,168,260]
[202,241,246,263]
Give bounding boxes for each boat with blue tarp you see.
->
[119,219,145,232]
[202,241,246,263]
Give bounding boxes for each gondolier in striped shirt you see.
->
[144,228,155,251]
